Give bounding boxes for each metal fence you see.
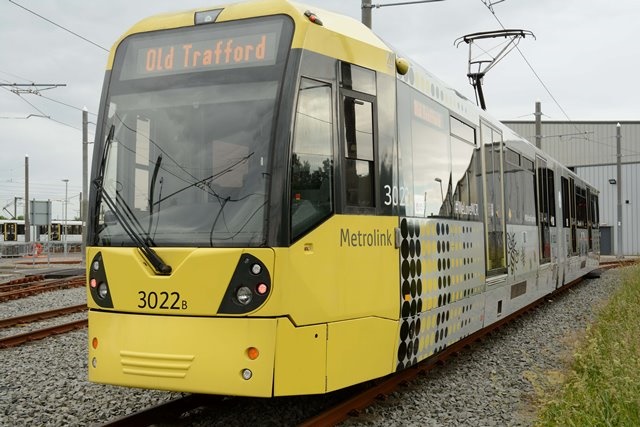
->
[0,241,82,260]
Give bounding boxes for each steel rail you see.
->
[99,394,227,427]
[0,276,85,302]
[0,304,86,329]
[0,318,87,348]
[0,274,45,291]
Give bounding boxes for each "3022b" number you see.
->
[137,291,187,310]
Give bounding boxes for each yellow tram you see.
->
[87,0,600,397]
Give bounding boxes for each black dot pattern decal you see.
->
[396,218,485,371]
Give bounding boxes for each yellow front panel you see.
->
[273,318,327,396]
[326,317,398,392]
[86,247,274,316]
[89,311,277,397]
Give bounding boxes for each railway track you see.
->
[0,275,46,292]
[0,275,85,302]
[299,270,616,426]
[0,304,87,349]
[98,394,227,426]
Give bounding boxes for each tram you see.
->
[0,219,83,242]
[86,0,599,397]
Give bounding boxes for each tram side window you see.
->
[451,117,480,221]
[343,96,374,207]
[575,186,587,229]
[412,97,450,217]
[290,78,333,240]
[589,191,599,250]
[561,176,570,228]
[569,178,577,254]
[536,160,554,261]
[504,149,536,225]
[590,191,599,227]
[483,124,505,272]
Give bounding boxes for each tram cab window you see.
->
[290,78,334,240]
[340,62,376,210]
[340,62,376,96]
[343,97,374,207]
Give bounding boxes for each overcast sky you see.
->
[1,0,637,219]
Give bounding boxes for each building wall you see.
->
[503,121,640,256]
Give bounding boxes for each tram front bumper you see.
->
[88,310,277,397]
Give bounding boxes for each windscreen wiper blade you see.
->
[148,154,163,236]
[93,124,171,275]
[93,124,115,211]
[101,190,172,275]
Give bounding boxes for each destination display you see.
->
[118,20,282,80]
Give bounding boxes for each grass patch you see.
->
[537,265,640,426]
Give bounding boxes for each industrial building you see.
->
[503,120,640,256]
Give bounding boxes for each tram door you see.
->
[339,62,377,212]
[4,222,17,241]
[481,123,506,275]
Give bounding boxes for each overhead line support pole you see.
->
[616,123,623,259]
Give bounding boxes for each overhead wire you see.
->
[1,70,95,128]
[479,2,577,125]
[7,0,109,52]
[479,1,640,159]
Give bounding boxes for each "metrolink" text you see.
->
[339,228,392,247]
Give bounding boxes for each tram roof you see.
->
[106,0,394,75]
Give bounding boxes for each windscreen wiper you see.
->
[93,124,115,211]
[100,190,172,275]
[93,125,171,275]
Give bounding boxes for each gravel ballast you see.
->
[0,267,626,426]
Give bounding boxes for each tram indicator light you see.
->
[256,283,268,295]
[247,347,259,360]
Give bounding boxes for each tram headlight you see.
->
[92,260,100,272]
[97,282,109,299]
[236,286,253,305]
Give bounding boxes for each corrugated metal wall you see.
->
[503,121,640,255]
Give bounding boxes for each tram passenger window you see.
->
[290,78,333,240]
[411,97,450,217]
[561,177,570,227]
[451,136,479,221]
[483,124,505,272]
[503,152,537,226]
[547,170,556,227]
[575,186,587,228]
